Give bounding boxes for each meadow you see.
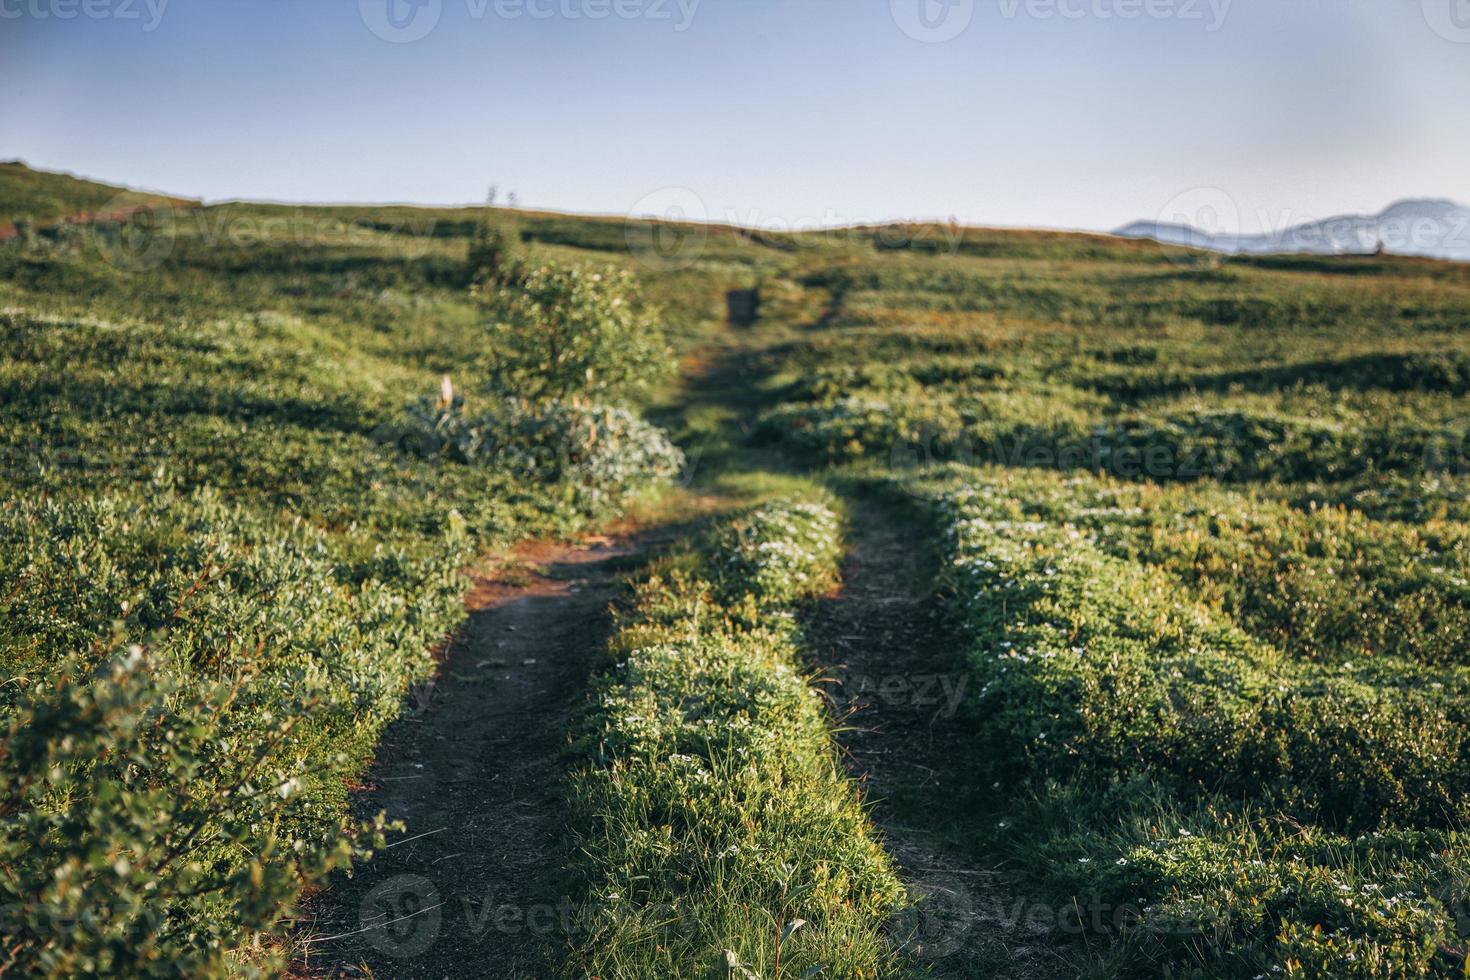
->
[4,162,1470,977]
[749,236,1470,976]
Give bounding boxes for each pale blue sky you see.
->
[3,0,1468,232]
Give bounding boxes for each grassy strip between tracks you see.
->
[562,495,907,979]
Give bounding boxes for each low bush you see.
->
[937,482,1470,830]
[921,479,1470,975]
[927,468,1470,669]
[0,485,464,976]
[466,209,524,285]
[762,388,1470,489]
[482,263,675,407]
[1002,776,1469,978]
[0,250,684,971]
[402,390,684,516]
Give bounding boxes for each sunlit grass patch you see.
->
[563,498,904,978]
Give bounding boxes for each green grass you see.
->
[740,231,1470,976]
[9,159,1470,977]
[0,170,739,975]
[933,476,1470,828]
[563,497,904,979]
[0,160,198,229]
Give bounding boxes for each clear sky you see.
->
[3,0,1468,233]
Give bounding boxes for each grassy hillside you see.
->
[0,160,200,230]
[742,225,1470,977]
[5,163,1470,977]
[0,180,728,976]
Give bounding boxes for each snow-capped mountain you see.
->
[1115,199,1470,262]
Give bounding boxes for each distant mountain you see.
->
[1115,198,1470,262]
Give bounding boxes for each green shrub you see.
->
[483,263,674,407]
[928,468,1470,669]
[936,482,1470,830]
[918,478,1470,975]
[402,390,684,516]
[0,245,684,968]
[0,648,394,978]
[466,209,524,285]
[1017,781,1469,978]
[0,485,461,976]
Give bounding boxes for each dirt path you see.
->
[294,534,640,979]
[805,495,1076,979]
